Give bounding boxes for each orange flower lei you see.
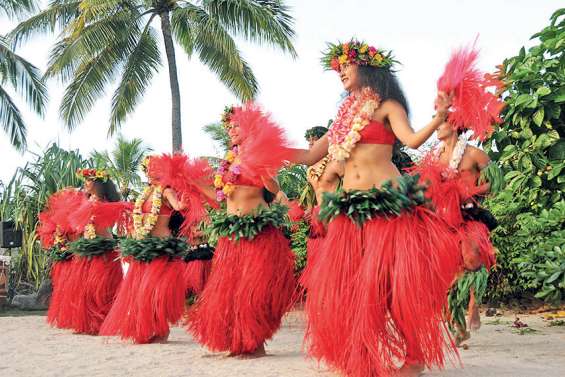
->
[328,88,381,161]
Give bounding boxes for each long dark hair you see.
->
[357,66,410,116]
[91,179,121,202]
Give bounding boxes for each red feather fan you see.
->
[147,153,217,241]
[68,200,133,233]
[231,103,294,185]
[38,189,87,245]
[437,43,504,141]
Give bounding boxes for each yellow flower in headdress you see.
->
[225,150,236,163]
[359,44,368,54]
[222,183,235,196]
[338,54,348,65]
[214,175,223,188]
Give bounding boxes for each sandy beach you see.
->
[1,310,564,377]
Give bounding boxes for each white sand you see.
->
[1,311,564,377]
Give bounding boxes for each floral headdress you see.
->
[141,155,153,172]
[322,39,396,72]
[221,106,237,128]
[76,168,109,182]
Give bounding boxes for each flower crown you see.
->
[76,168,108,181]
[221,106,236,128]
[141,155,153,172]
[322,39,396,72]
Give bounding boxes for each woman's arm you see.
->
[288,134,330,166]
[472,147,492,195]
[163,188,186,211]
[387,92,451,149]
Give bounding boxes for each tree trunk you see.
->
[160,10,183,152]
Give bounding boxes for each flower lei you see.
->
[328,88,381,161]
[307,155,331,182]
[76,168,108,182]
[132,185,163,240]
[435,134,468,173]
[214,145,241,202]
[322,39,396,72]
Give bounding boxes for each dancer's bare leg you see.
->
[468,288,481,331]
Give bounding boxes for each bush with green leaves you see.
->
[484,8,565,303]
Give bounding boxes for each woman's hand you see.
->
[434,91,453,120]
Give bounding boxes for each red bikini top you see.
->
[224,170,262,188]
[358,120,396,145]
[142,197,173,216]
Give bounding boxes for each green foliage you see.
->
[120,236,188,262]
[448,267,489,333]
[289,219,309,272]
[0,144,88,289]
[319,174,427,225]
[90,134,151,200]
[277,164,307,200]
[210,204,287,240]
[67,237,117,257]
[484,9,565,303]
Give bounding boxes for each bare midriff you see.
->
[148,215,173,238]
[343,144,400,191]
[308,166,340,204]
[227,185,268,216]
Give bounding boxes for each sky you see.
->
[0,0,562,183]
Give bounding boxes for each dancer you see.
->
[299,126,342,290]
[38,188,87,329]
[187,104,296,357]
[413,45,504,345]
[289,39,461,377]
[63,168,130,335]
[100,154,212,344]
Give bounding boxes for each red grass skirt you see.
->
[47,259,74,328]
[184,259,212,295]
[66,251,122,335]
[304,208,461,376]
[300,206,326,290]
[187,227,296,354]
[459,220,496,271]
[99,256,187,343]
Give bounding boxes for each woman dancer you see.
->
[38,188,86,329]
[299,126,342,291]
[187,104,295,357]
[289,40,461,377]
[413,45,504,345]
[100,154,212,343]
[63,169,130,335]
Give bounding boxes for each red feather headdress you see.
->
[437,43,504,141]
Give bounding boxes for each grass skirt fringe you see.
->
[187,226,295,354]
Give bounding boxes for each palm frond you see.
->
[8,1,81,48]
[172,5,258,100]
[202,0,296,57]
[109,23,161,135]
[0,0,39,18]
[0,36,48,116]
[203,122,230,153]
[0,85,27,151]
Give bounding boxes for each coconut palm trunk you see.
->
[160,10,183,152]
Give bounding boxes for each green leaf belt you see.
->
[210,204,288,240]
[119,237,189,262]
[319,174,428,226]
[68,237,118,257]
[48,245,73,262]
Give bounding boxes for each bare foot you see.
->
[455,330,471,347]
[234,344,267,359]
[149,331,170,344]
[395,362,425,376]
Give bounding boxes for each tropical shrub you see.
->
[484,8,565,303]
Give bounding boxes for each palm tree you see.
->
[90,134,152,200]
[0,0,47,151]
[10,0,296,152]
